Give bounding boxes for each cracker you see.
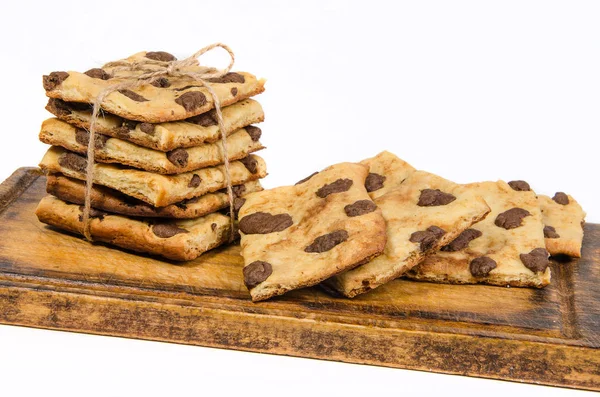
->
[43,51,265,123]
[47,173,262,219]
[35,195,231,261]
[40,118,264,174]
[324,170,491,298]
[39,146,267,207]
[360,151,416,199]
[46,98,264,152]
[539,192,586,257]
[238,163,387,302]
[407,181,552,288]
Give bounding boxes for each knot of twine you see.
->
[82,43,237,242]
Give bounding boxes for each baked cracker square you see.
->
[539,192,586,257]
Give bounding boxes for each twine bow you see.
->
[82,43,237,241]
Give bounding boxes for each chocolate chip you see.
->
[208,72,245,84]
[78,206,107,222]
[365,173,386,192]
[441,228,482,252]
[495,208,531,229]
[211,223,217,231]
[239,156,258,174]
[245,126,262,142]
[417,189,456,207]
[239,212,293,234]
[520,248,550,273]
[43,71,69,91]
[139,123,155,135]
[145,51,177,62]
[344,200,377,217]
[114,120,137,138]
[409,226,446,252]
[84,68,110,80]
[232,184,246,197]
[553,192,569,205]
[243,261,273,288]
[58,152,87,173]
[152,223,189,238]
[187,110,217,127]
[316,178,353,198]
[295,172,318,185]
[469,256,497,277]
[166,148,189,168]
[119,89,149,102]
[46,98,72,117]
[231,87,238,96]
[508,180,531,192]
[233,197,246,213]
[150,77,170,88]
[305,230,349,253]
[175,92,207,112]
[543,225,560,239]
[188,174,201,188]
[75,129,109,149]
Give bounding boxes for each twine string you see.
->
[82,43,236,241]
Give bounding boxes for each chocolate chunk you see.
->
[239,156,258,174]
[243,261,273,288]
[245,126,262,141]
[114,120,137,138]
[78,206,107,222]
[175,91,207,112]
[316,178,353,198]
[305,230,349,253]
[119,89,149,102]
[417,189,456,207]
[344,200,377,217]
[187,110,217,127]
[166,148,189,168]
[295,172,318,185]
[231,87,238,96]
[188,174,201,188]
[409,226,446,252]
[84,68,110,80]
[145,51,177,62]
[152,223,189,238]
[441,228,482,252]
[139,123,155,135]
[58,152,87,173]
[232,184,246,197]
[365,173,386,192]
[150,77,170,88]
[239,212,293,234]
[469,256,497,277]
[495,208,531,229]
[208,72,245,84]
[211,223,217,231]
[520,248,550,273]
[233,197,246,213]
[543,225,560,239]
[508,180,531,192]
[43,71,69,91]
[75,129,109,149]
[553,192,569,205]
[46,98,72,116]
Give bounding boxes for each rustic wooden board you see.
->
[0,168,598,390]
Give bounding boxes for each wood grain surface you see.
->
[0,168,598,390]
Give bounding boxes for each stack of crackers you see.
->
[35,50,267,260]
[238,151,586,301]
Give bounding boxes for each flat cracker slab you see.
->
[47,173,262,219]
[39,146,267,207]
[539,193,586,257]
[43,51,265,123]
[407,181,552,287]
[239,163,387,301]
[324,170,491,297]
[46,98,264,151]
[40,118,264,174]
[35,195,231,261]
[360,151,415,199]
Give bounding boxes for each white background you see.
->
[0,0,598,396]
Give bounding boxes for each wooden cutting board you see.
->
[1,168,598,390]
